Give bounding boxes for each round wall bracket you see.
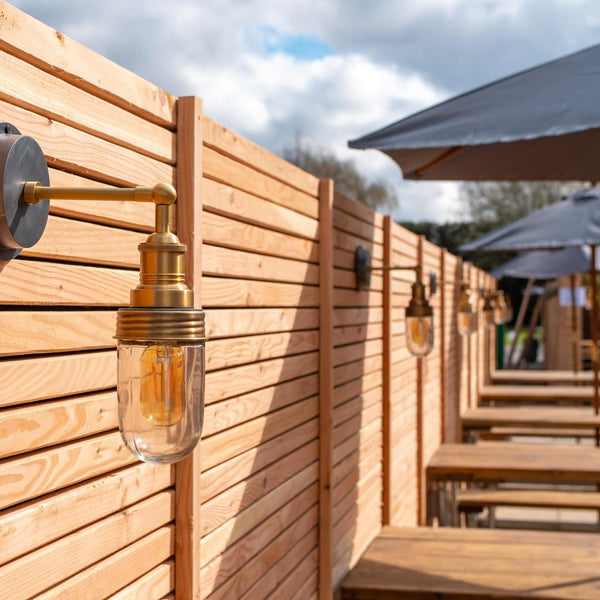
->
[354,245,372,290]
[0,123,50,261]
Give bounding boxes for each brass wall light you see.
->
[0,124,205,464]
[355,245,436,356]
[481,290,511,328]
[455,283,478,337]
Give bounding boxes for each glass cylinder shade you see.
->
[457,309,477,337]
[117,341,205,464]
[406,315,434,356]
[483,308,495,328]
[493,296,507,325]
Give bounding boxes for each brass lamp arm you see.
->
[23,182,176,205]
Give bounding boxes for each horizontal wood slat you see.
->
[0,311,116,357]
[0,48,174,163]
[1,494,174,600]
[0,391,118,458]
[203,146,318,219]
[0,96,174,185]
[0,259,136,305]
[202,117,319,197]
[0,431,137,510]
[0,462,173,566]
[0,1,176,126]
[0,350,116,408]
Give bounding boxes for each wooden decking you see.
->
[341,526,600,599]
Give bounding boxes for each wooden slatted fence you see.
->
[0,3,491,599]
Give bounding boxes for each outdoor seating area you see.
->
[2,3,600,600]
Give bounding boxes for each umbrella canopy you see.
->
[348,44,600,181]
[490,247,596,280]
[460,188,600,252]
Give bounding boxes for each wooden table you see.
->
[426,442,600,524]
[341,526,600,599]
[491,369,592,385]
[462,406,600,433]
[479,384,593,404]
[427,442,600,484]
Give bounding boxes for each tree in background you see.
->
[283,138,398,212]
[461,181,580,230]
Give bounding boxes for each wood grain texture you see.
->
[0,259,136,305]
[201,397,319,470]
[203,145,318,219]
[0,96,174,185]
[206,330,319,372]
[342,526,600,600]
[200,419,318,503]
[202,116,319,196]
[333,191,384,228]
[0,1,176,126]
[0,48,174,162]
[199,486,316,594]
[21,214,144,266]
[200,440,318,537]
[174,95,203,600]
[203,374,318,437]
[0,311,116,356]
[205,352,319,404]
[203,177,319,240]
[0,391,118,458]
[0,350,116,407]
[427,442,600,483]
[0,462,173,566]
[0,431,137,510]
[319,178,334,600]
[202,243,319,285]
[202,276,320,308]
[0,492,174,600]
[200,463,318,565]
[205,307,318,338]
[107,561,175,600]
[203,211,319,262]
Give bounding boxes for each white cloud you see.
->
[9,0,600,222]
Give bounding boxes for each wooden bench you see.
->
[341,526,600,599]
[479,384,594,404]
[457,488,600,510]
[461,406,600,441]
[479,426,596,440]
[491,369,592,385]
[426,442,600,525]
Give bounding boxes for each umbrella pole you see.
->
[570,275,579,375]
[590,245,599,447]
[506,278,534,368]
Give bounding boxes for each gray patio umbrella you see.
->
[460,188,600,435]
[348,44,600,181]
[490,247,594,281]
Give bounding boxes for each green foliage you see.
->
[283,139,398,211]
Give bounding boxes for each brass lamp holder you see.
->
[0,124,204,343]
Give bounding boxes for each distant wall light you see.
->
[456,283,478,337]
[354,245,435,357]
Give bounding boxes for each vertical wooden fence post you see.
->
[416,235,425,526]
[318,178,334,600]
[466,264,473,409]
[440,250,446,443]
[382,216,393,525]
[175,96,203,600]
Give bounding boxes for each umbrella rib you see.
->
[415,145,466,177]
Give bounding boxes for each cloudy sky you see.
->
[11,0,600,221]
